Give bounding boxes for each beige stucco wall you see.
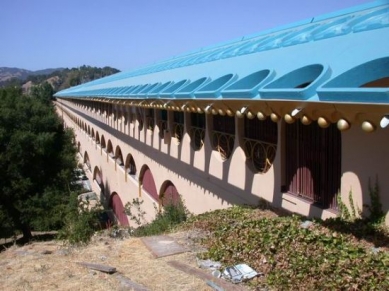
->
[341,126,389,224]
[56,99,389,226]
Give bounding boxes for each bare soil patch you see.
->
[0,232,216,291]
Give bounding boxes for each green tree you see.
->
[30,82,54,104]
[0,86,77,240]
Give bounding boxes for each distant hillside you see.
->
[0,65,120,92]
[0,67,63,84]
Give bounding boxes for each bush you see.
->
[125,198,189,237]
[58,192,105,245]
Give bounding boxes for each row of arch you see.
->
[82,146,180,227]
[64,104,182,226]
[91,163,180,226]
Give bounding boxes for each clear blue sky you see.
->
[1,0,373,72]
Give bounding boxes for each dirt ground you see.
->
[0,230,218,291]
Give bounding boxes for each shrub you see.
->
[58,192,105,245]
[125,197,189,237]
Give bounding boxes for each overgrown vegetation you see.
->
[58,193,106,245]
[0,86,77,240]
[181,184,389,290]
[125,198,189,237]
[184,205,388,290]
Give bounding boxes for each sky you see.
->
[0,0,375,72]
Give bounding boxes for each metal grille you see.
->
[191,113,205,129]
[212,115,235,159]
[285,122,341,209]
[190,113,206,150]
[173,111,185,143]
[213,115,235,134]
[244,117,277,173]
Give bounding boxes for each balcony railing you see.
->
[212,131,235,160]
[173,123,184,144]
[146,116,155,131]
[190,126,205,150]
[243,138,276,173]
[158,120,167,138]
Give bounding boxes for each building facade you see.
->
[55,1,389,226]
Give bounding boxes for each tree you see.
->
[30,81,54,104]
[0,86,77,240]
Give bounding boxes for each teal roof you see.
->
[55,1,389,104]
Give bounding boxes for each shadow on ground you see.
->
[0,232,58,253]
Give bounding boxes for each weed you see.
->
[189,205,389,290]
[58,192,106,245]
[364,177,384,224]
[124,198,147,227]
[125,197,189,237]
[337,189,362,221]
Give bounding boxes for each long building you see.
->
[55,1,389,226]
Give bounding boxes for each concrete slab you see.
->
[141,235,189,258]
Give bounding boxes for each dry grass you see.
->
[0,233,213,291]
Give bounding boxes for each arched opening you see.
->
[160,181,180,206]
[139,165,158,201]
[318,57,389,102]
[244,116,277,173]
[107,140,114,157]
[91,128,95,139]
[83,151,91,171]
[157,109,168,139]
[125,154,137,175]
[145,108,155,131]
[93,166,105,202]
[115,146,124,167]
[190,112,205,151]
[101,135,106,149]
[77,141,81,153]
[173,111,184,143]
[88,125,91,135]
[212,115,235,160]
[137,107,144,131]
[96,131,100,144]
[109,192,129,226]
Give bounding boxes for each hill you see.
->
[0,67,63,84]
[0,66,120,92]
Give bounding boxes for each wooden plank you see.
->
[77,262,117,274]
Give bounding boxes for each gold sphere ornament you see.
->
[337,119,350,131]
[318,117,330,128]
[270,113,280,122]
[301,115,311,125]
[257,111,267,120]
[236,110,244,118]
[284,114,295,124]
[361,121,376,133]
[246,111,255,119]
[218,109,226,116]
[226,109,234,116]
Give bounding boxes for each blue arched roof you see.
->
[55,1,389,104]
